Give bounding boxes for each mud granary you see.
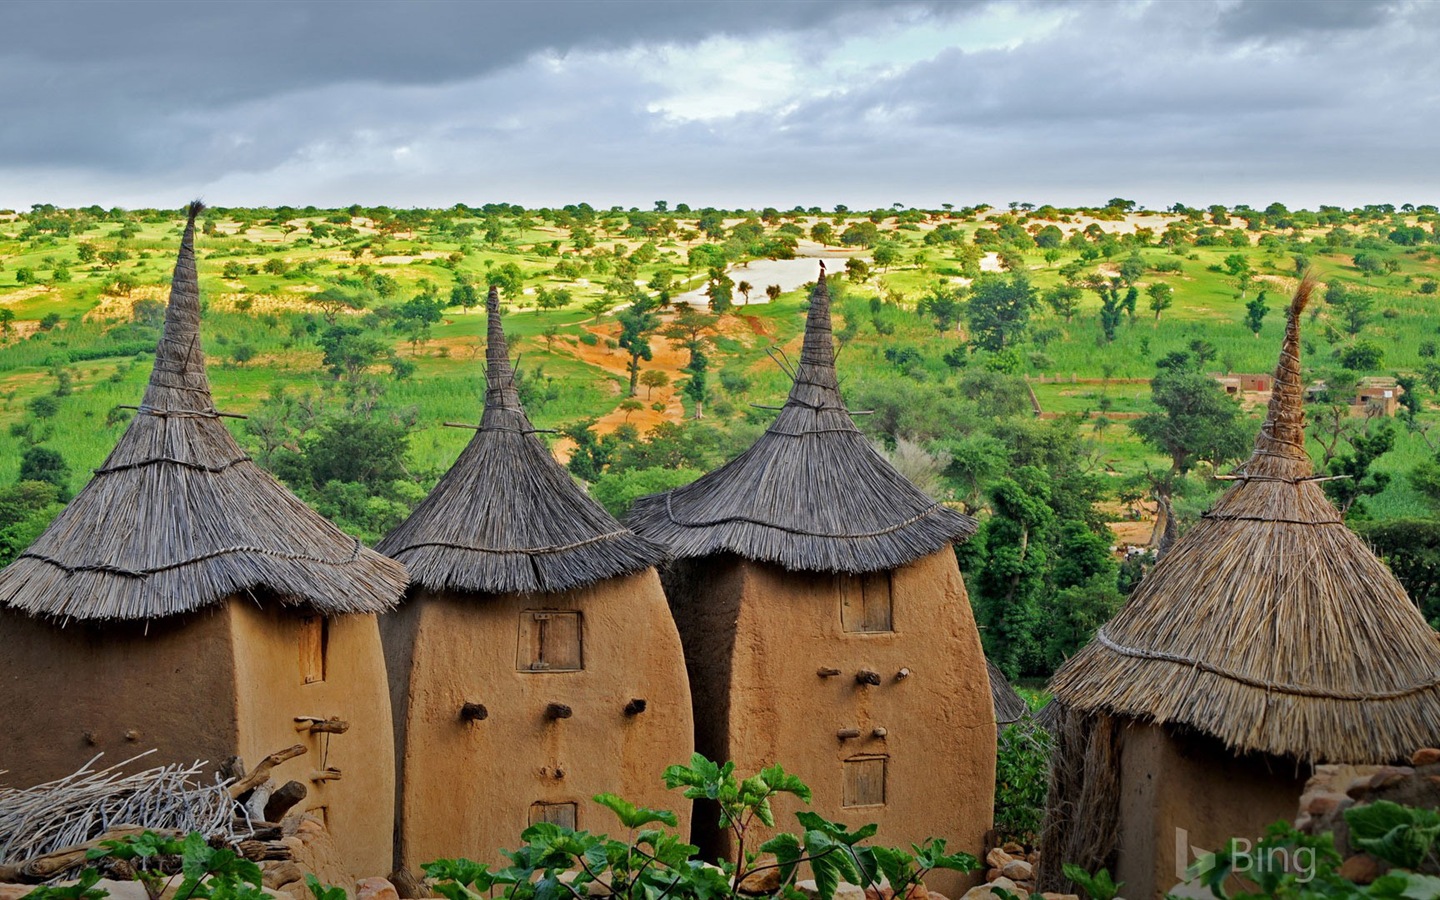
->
[629,265,995,897]
[379,287,693,876]
[0,203,409,882]
[1043,277,1440,899]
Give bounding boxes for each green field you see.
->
[2,199,1438,553]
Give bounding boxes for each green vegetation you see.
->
[424,754,977,900]
[2,200,1439,680]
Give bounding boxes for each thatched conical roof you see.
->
[0,203,408,622]
[1049,277,1440,764]
[377,287,662,595]
[628,265,976,574]
[989,658,1030,726]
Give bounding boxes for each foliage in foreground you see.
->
[424,754,978,900]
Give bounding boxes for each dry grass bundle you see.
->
[0,202,408,621]
[378,288,662,595]
[629,266,975,574]
[1035,705,1121,893]
[0,751,239,866]
[1049,276,1440,764]
[989,658,1030,726]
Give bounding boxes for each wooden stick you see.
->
[0,825,178,883]
[228,745,307,799]
[263,781,307,822]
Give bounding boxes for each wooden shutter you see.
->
[840,573,893,633]
[299,615,327,684]
[529,801,577,829]
[843,756,887,808]
[517,611,583,672]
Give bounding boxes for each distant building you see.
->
[1305,376,1403,417]
[1212,372,1274,395]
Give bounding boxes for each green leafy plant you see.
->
[423,755,977,900]
[995,720,1053,840]
[79,831,270,900]
[1186,808,1440,899]
[1060,864,1120,900]
[21,868,109,900]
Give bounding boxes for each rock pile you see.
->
[1295,746,1440,884]
[960,845,1075,900]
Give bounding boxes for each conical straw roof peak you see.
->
[141,201,212,414]
[482,286,524,428]
[378,290,662,595]
[0,204,408,621]
[1239,272,1316,481]
[628,264,976,574]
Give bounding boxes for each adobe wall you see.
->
[0,607,238,785]
[667,550,994,898]
[1114,722,1310,899]
[229,603,396,882]
[386,569,694,874]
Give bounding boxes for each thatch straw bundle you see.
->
[628,265,975,574]
[1049,276,1440,764]
[377,287,662,595]
[989,658,1030,727]
[0,203,408,621]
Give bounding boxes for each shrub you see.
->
[995,719,1053,841]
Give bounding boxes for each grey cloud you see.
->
[0,0,1436,209]
[1215,0,1402,41]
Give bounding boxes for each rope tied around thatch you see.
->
[19,537,365,578]
[385,528,637,556]
[661,491,950,538]
[94,454,252,476]
[1094,626,1440,701]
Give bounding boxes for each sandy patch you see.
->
[0,285,54,307]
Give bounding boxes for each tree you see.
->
[736,280,753,305]
[844,258,869,284]
[639,369,669,399]
[0,308,13,338]
[486,262,525,299]
[705,271,734,313]
[966,273,1035,352]
[809,222,834,246]
[583,296,612,323]
[310,288,367,324]
[1132,353,1251,485]
[683,347,708,419]
[1118,253,1146,286]
[1353,251,1385,277]
[1244,290,1269,337]
[1098,283,1123,343]
[1147,282,1173,321]
[971,466,1054,678]
[19,447,70,497]
[1323,423,1394,517]
[917,282,963,331]
[765,284,782,302]
[1043,285,1081,323]
[616,298,660,396]
[316,324,390,380]
[872,241,901,273]
[449,278,480,311]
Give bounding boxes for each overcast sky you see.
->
[1,0,1436,211]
